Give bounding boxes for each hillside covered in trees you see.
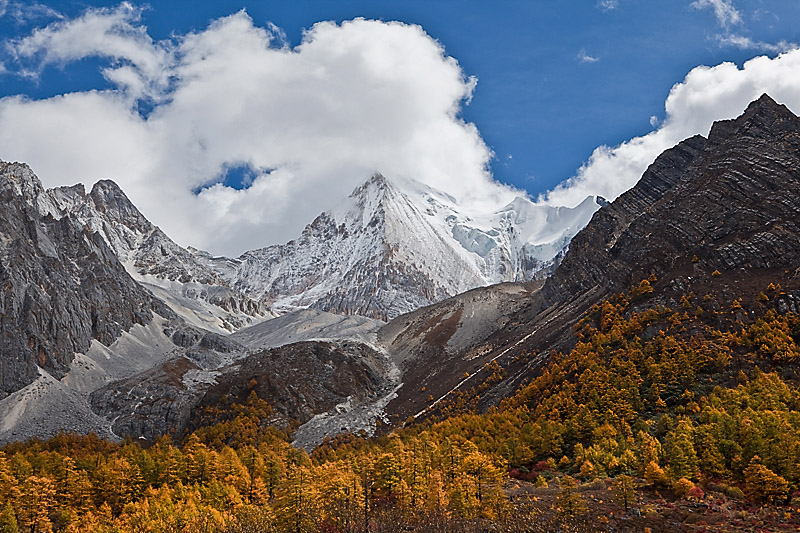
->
[1,277,799,532]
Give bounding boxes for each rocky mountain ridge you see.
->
[44,179,273,333]
[375,93,800,422]
[0,162,172,397]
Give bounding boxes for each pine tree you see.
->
[663,416,698,480]
[261,450,284,502]
[613,475,637,513]
[743,456,789,504]
[420,470,448,527]
[185,435,212,485]
[0,503,18,533]
[556,476,587,517]
[274,464,317,532]
[448,473,479,519]
[373,452,401,498]
[16,475,56,533]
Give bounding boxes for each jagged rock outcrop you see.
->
[0,163,170,397]
[47,179,272,332]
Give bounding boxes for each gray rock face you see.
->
[90,356,204,441]
[539,93,800,309]
[230,308,384,349]
[0,163,169,397]
[48,179,272,332]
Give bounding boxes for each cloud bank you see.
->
[542,48,800,206]
[4,3,800,255]
[0,5,516,255]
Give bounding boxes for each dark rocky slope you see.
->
[189,341,391,429]
[90,339,393,443]
[384,94,800,422]
[537,93,800,310]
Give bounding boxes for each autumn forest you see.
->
[0,276,798,531]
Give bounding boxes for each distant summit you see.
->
[200,172,599,320]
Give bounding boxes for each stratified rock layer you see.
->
[381,94,800,421]
[541,94,800,308]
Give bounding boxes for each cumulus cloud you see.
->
[542,49,800,207]
[0,6,519,256]
[577,49,599,63]
[691,0,742,28]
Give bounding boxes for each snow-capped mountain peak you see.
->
[204,172,599,320]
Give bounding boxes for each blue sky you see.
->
[1,1,799,253]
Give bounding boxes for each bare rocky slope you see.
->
[88,311,391,446]
[379,94,800,423]
[0,163,171,397]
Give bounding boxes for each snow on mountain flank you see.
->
[199,173,600,320]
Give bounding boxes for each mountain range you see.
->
[1,93,798,451]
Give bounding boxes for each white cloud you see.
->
[9,2,168,100]
[649,115,659,127]
[691,0,742,28]
[542,48,800,207]
[691,2,795,58]
[6,1,61,24]
[577,48,599,63]
[716,34,797,54]
[597,0,619,11]
[0,7,518,256]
